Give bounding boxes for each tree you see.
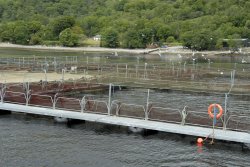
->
[59,28,79,47]
[26,21,42,34]
[51,16,75,38]
[166,36,176,43]
[0,23,16,43]
[228,34,242,51]
[79,16,100,37]
[13,22,30,44]
[0,21,30,44]
[29,34,42,45]
[0,0,249,50]
[122,29,141,49]
[101,28,119,48]
[181,30,216,51]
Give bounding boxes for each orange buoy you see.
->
[208,104,223,119]
[197,138,203,144]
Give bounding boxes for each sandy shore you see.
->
[0,71,91,83]
[0,43,250,56]
[0,43,153,54]
[0,42,249,55]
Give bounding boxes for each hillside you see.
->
[0,0,249,50]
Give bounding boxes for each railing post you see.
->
[144,63,147,79]
[223,93,228,130]
[61,69,65,82]
[25,91,31,106]
[0,84,6,103]
[54,57,57,72]
[23,82,31,106]
[0,90,2,103]
[80,96,86,113]
[108,83,112,115]
[125,64,128,78]
[181,106,188,125]
[53,93,58,109]
[145,89,149,120]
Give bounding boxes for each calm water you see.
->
[0,114,249,167]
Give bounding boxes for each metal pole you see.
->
[54,57,57,72]
[24,82,31,106]
[44,69,47,82]
[126,64,128,78]
[108,83,112,116]
[172,62,175,75]
[61,69,65,82]
[80,96,86,113]
[183,61,186,72]
[208,59,210,70]
[232,70,235,86]
[87,56,89,71]
[0,84,6,103]
[19,57,21,69]
[136,65,138,78]
[223,93,228,130]
[145,89,150,120]
[53,93,58,109]
[116,64,119,77]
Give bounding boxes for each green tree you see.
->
[166,36,176,43]
[80,16,100,37]
[59,28,79,47]
[181,30,216,51]
[0,0,249,50]
[228,34,242,51]
[101,28,119,48]
[51,16,75,38]
[122,29,140,49]
[13,22,30,44]
[29,34,42,45]
[0,23,16,43]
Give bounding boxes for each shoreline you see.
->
[0,43,155,54]
[0,71,89,83]
[0,42,249,55]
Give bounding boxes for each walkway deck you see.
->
[1,102,250,144]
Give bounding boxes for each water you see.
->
[0,114,249,167]
[90,88,250,115]
[1,47,250,67]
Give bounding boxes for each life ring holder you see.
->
[208,104,223,119]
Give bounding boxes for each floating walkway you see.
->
[0,102,250,144]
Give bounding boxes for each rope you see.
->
[204,105,217,144]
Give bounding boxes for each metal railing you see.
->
[0,83,249,133]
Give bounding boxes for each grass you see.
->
[80,38,100,47]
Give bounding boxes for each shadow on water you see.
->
[1,112,250,167]
[5,112,249,152]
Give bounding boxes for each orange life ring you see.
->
[208,104,223,119]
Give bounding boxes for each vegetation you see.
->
[0,0,249,50]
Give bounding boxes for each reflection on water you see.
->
[0,47,250,65]
[0,114,249,167]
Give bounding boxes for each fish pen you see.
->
[1,52,250,136]
[1,81,249,133]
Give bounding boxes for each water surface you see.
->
[0,114,249,167]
